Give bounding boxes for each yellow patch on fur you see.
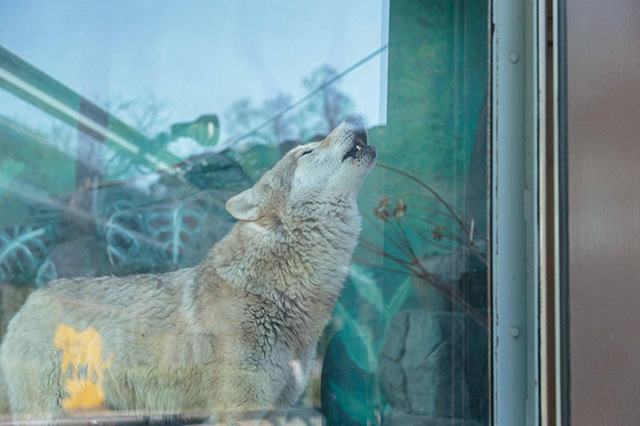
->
[53,325,113,411]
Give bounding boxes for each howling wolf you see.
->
[0,114,376,424]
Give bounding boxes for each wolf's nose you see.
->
[344,114,364,128]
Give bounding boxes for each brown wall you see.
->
[566,0,640,424]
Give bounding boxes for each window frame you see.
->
[0,1,560,423]
[491,0,543,424]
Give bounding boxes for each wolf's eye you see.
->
[300,150,313,157]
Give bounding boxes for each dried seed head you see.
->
[374,197,390,221]
[393,199,407,220]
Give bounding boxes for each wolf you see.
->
[0,114,376,424]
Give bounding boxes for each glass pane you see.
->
[0,1,489,425]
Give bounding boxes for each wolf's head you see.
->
[226,114,376,225]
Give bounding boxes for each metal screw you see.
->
[510,326,521,338]
[509,51,519,63]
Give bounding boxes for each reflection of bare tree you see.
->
[224,99,264,144]
[225,95,298,146]
[263,94,296,143]
[302,65,355,136]
[100,93,169,136]
[17,94,171,183]
[224,64,356,146]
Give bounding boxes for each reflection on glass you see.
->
[54,325,112,411]
[0,1,488,425]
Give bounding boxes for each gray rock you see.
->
[379,311,484,419]
[379,356,410,412]
[380,313,408,361]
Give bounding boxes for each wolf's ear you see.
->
[226,188,260,221]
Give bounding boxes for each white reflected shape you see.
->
[289,359,305,389]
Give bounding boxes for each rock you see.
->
[380,314,408,361]
[379,311,486,420]
[379,356,410,412]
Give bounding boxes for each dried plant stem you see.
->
[386,192,440,202]
[403,203,452,218]
[417,272,487,329]
[361,212,413,259]
[404,214,467,244]
[352,257,413,277]
[359,165,490,329]
[412,235,456,251]
[376,163,473,242]
[358,237,416,269]
[359,223,488,329]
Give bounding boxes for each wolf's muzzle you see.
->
[344,113,365,128]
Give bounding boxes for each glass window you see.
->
[0,1,489,424]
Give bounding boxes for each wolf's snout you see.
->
[337,113,375,163]
[343,113,364,128]
[354,129,368,147]
[343,114,367,145]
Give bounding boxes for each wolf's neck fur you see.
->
[200,199,360,324]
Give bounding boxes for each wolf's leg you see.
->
[270,349,316,423]
[4,355,63,423]
[208,368,285,426]
[0,371,10,414]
